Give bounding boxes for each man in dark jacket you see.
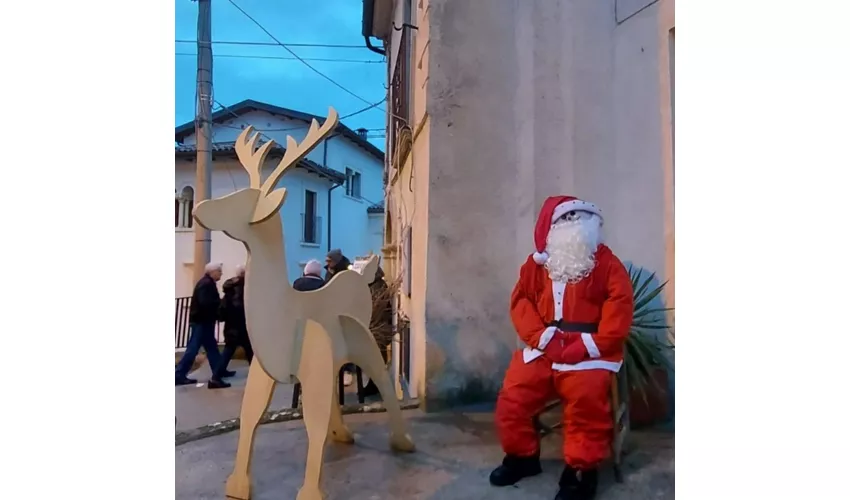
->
[293,259,326,292]
[176,263,224,385]
[324,248,352,281]
[208,265,253,389]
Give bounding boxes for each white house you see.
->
[174,99,386,298]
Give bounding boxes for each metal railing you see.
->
[174,296,224,349]
[390,28,410,154]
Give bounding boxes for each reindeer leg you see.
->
[340,316,415,453]
[327,370,354,444]
[225,359,276,500]
[295,321,335,500]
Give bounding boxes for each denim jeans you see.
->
[212,336,254,380]
[175,322,222,379]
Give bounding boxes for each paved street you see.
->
[175,410,674,500]
[175,358,369,432]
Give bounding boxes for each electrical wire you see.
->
[206,97,387,134]
[175,39,369,49]
[225,0,385,110]
[176,52,385,64]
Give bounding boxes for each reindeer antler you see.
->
[234,126,277,189]
[259,107,339,196]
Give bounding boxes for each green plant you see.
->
[625,265,675,404]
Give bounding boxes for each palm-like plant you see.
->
[625,265,675,405]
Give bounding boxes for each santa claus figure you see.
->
[489,195,634,500]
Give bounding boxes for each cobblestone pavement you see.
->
[176,410,674,500]
[175,359,367,432]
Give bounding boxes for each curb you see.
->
[176,400,420,446]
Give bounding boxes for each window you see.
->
[302,189,319,244]
[390,26,411,154]
[345,168,362,199]
[175,186,194,229]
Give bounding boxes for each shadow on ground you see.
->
[176,410,673,500]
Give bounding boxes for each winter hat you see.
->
[532,196,603,265]
[326,248,344,265]
[304,259,323,276]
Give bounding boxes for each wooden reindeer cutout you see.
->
[193,108,415,500]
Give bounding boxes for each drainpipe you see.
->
[323,133,342,252]
[362,0,387,56]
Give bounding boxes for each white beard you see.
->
[545,216,602,283]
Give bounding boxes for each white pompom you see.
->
[532,251,548,265]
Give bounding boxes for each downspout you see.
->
[324,133,342,252]
[327,183,342,252]
[365,36,387,56]
[362,0,387,56]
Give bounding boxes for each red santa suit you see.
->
[490,196,633,499]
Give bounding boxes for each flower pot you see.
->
[629,367,669,428]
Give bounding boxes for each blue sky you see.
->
[175,0,386,145]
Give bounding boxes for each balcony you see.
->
[390,28,411,157]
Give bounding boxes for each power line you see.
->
[175,39,368,49]
[176,52,384,64]
[225,0,384,110]
[209,97,387,134]
[338,97,387,120]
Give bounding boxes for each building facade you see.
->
[174,100,386,297]
[364,0,675,409]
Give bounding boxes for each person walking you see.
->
[208,265,253,389]
[176,262,224,386]
[293,259,326,292]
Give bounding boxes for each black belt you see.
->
[547,320,598,333]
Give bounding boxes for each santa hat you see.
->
[532,196,603,265]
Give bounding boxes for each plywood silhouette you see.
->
[193,110,415,500]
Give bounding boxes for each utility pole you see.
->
[192,0,213,281]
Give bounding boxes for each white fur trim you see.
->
[537,326,558,350]
[551,359,622,372]
[581,333,601,358]
[532,251,548,265]
[551,199,603,224]
[522,348,622,371]
[523,347,544,363]
[552,281,566,321]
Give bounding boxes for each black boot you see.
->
[489,454,542,487]
[554,465,598,500]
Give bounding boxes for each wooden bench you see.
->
[533,370,629,482]
[291,365,367,408]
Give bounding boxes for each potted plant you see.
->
[624,265,675,428]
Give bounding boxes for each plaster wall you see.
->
[419,0,674,407]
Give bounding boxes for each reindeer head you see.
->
[193,108,339,242]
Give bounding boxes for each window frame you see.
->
[175,186,195,230]
[344,167,363,200]
[302,188,319,245]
